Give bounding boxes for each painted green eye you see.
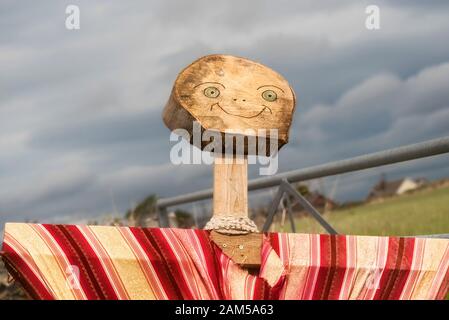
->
[204,86,220,98]
[262,90,277,102]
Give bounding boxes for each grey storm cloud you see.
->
[1,0,449,228]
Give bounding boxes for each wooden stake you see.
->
[210,155,262,268]
[213,156,248,218]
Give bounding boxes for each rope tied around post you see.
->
[204,215,259,235]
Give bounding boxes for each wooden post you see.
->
[210,155,262,268]
[213,155,248,219]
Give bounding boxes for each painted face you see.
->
[163,54,297,154]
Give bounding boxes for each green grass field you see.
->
[282,185,449,236]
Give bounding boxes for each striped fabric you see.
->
[1,223,449,300]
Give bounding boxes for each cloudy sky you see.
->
[1,0,449,227]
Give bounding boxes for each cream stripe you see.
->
[77,225,129,299]
[400,238,425,300]
[244,274,251,300]
[119,228,166,299]
[218,250,251,299]
[30,225,87,300]
[4,233,56,297]
[230,263,251,299]
[427,242,449,299]
[278,234,290,299]
[349,235,379,300]
[364,236,389,300]
[286,234,310,299]
[88,225,155,300]
[4,223,76,299]
[339,235,356,299]
[411,238,449,299]
[248,276,257,300]
[302,234,320,299]
[220,253,232,298]
[260,247,284,287]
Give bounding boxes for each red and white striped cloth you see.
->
[1,223,449,300]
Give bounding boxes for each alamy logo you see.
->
[65,5,80,30]
[365,5,380,30]
[169,121,279,175]
[365,268,383,290]
[66,265,81,290]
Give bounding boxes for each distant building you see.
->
[367,177,426,200]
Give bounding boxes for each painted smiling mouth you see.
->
[210,103,272,119]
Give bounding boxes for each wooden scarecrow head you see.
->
[163,54,296,155]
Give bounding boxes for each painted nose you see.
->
[233,98,247,102]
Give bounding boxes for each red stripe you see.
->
[214,249,231,298]
[142,228,191,299]
[193,229,222,297]
[269,232,280,255]
[253,277,267,300]
[374,237,406,300]
[434,244,449,300]
[436,266,449,299]
[374,237,398,299]
[311,234,330,299]
[130,227,181,299]
[321,235,337,299]
[3,225,449,300]
[325,235,347,299]
[387,238,415,299]
[2,243,54,300]
[268,275,285,300]
[320,235,338,299]
[63,225,119,299]
[45,224,105,299]
[160,229,210,299]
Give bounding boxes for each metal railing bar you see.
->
[281,180,338,235]
[415,234,449,239]
[157,207,169,227]
[262,185,285,232]
[157,136,449,208]
[285,193,296,233]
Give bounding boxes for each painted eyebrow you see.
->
[257,85,285,93]
[193,81,226,89]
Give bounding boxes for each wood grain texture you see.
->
[213,156,248,217]
[210,231,262,268]
[163,54,296,155]
[211,156,261,267]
